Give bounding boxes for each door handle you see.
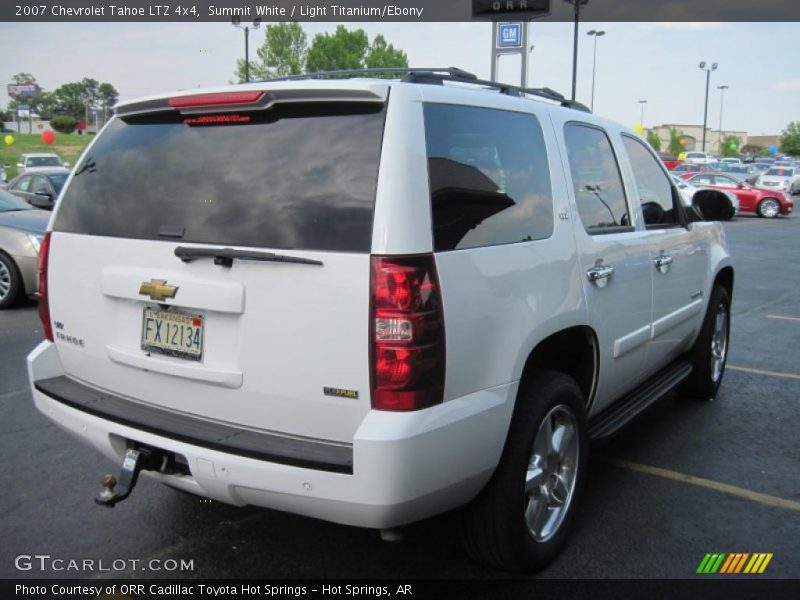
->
[587,265,614,288]
[654,254,673,273]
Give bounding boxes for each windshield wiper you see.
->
[174,246,323,268]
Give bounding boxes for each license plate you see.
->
[141,307,204,361]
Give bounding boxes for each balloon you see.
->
[678,152,687,160]
[3,135,13,145]
[679,138,686,146]
[632,123,645,134]
[41,130,55,145]
[728,142,738,151]
[769,144,778,155]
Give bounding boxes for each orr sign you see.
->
[473,0,551,19]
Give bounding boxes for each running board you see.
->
[589,361,693,441]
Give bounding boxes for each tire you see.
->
[678,286,730,400]
[757,198,781,218]
[0,251,23,309]
[461,369,588,573]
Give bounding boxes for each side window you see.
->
[714,175,738,187]
[691,174,714,186]
[13,176,32,192]
[622,135,681,227]
[31,176,50,194]
[564,124,630,232]
[423,103,553,252]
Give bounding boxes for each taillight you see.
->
[37,231,53,342]
[370,255,445,411]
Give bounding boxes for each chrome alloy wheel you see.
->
[0,259,10,301]
[524,405,580,542]
[710,303,728,383]
[760,199,780,218]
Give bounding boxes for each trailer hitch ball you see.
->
[94,448,152,508]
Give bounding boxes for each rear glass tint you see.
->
[423,103,553,252]
[54,102,387,252]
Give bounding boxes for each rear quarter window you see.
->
[54,102,387,253]
[423,103,553,252]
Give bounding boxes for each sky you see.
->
[0,21,797,135]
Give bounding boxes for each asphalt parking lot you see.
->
[1,214,798,580]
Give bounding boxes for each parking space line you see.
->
[0,389,27,401]
[598,457,800,512]
[766,315,800,322]
[727,365,800,380]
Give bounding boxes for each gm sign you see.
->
[498,23,522,48]
[473,0,551,19]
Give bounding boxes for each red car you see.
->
[671,162,714,175]
[682,172,793,218]
[657,151,682,170]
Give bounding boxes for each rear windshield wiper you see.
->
[174,246,323,268]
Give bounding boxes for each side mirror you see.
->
[16,163,23,169]
[692,189,735,221]
[737,182,745,189]
[35,190,53,200]
[29,196,52,210]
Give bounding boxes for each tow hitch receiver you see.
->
[95,448,160,507]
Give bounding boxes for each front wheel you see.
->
[678,286,730,400]
[757,198,781,218]
[461,370,588,573]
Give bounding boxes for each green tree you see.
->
[740,143,765,156]
[780,121,800,156]
[97,83,119,110]
[235,22,307,82]
[646,129,662,151]
[720,135,742,158]
[50,82,86,119]
[364,34,409,73]
[306,26,369,72]
[668,127,685,156]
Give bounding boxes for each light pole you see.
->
[698,61,718,152]
[587,29,605,112]
[717,84,729,154]
[638,99,648,127]
[564,0,589,102]
[233,16,262,83]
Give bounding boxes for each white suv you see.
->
[27,69,734,572]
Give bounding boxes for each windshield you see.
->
[55,103,387,252]
[766,168,794,176]
[27,156,62,168]
[0,189,33,211]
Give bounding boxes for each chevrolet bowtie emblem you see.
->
[139,279,179,302]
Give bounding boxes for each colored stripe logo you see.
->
[696,553,773,574]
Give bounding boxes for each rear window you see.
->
[423,103,553,252]
[54,102,387,252]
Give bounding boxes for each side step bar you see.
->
[589,360,693,441]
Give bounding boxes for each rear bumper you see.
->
[27,341,515,529]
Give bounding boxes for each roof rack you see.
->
[261,67,591,113]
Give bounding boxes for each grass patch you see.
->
[1,133,93,180]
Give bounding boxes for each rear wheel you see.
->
[461,369,588,572]
[679,286,730,400]
[0,251,23,309]
[757,198,781,218]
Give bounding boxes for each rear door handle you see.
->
[586,265,614,288]
[654,254,673,273]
